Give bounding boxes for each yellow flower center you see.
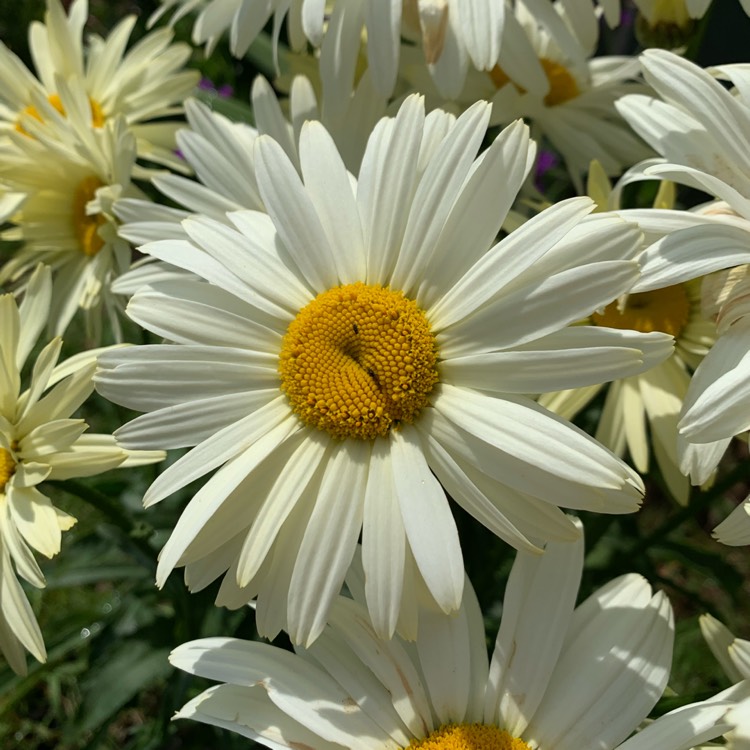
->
[72,176,108,257]
[15,93,105,135]
[406,724,533,750]
[279,283,439,440]
[0,448,16,489]
[592,285,690,337]
[489,57,580,107]
[649,0,691,27]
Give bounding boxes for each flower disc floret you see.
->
[16,94,105,135]
[0,447,15,489]
[72,176,107,257]
[279,282,439,440]
[406,724,533,750]
[489,58,580,106]
[592,285,690,337]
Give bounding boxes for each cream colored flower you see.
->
[0,0,199,172]
[0,109,142,341]
[0,265,163,674]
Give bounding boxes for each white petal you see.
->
[428,197,595,330]
[358,96,425,284]
[287,440,369,647]
[254,134,340,292]
[299,121,366,283]
[362,438,406,639]
[485,530,583,735]
[390,426,463,614]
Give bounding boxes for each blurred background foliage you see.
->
[0,0,750,748]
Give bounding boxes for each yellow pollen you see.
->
[72,176,107,257]
[592,284,690,337]
[15,93,106,135]
[0,448,16,489]
[405,724,533,750]
[279,282,439,440]
[489,57,580,106]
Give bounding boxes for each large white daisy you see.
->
[96,96,672,646]
[0,0,199,172]
[0,265,163,675]
[170,530,744,750]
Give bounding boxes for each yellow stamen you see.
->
[406,724,533,750]
[15,93,106,135]
[592,285,690,337]
[279,283,439,440]
[72,176,107,257]
[0,448,16,489]
[489,57,580,107]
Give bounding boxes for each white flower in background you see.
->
[540,164,715,504]
[684,271,750,545]
[616,50,750,213]
[171,530,742,750]
[701,613,750,684]
[0,265,163,675]
[617,50,750,499]
[151,0,460,99]
[0,0,199,172]
[701,613,750,749]
[0,109,143,342]
[96,96,671,646]
[116,72,385,248]
[488,0,652,188]
[113,73,385,298]
[403,0,651,189]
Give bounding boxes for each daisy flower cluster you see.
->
[2,0,750,747]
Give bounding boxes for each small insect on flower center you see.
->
[15,94,106,135]
[279,283,439,440]
[592,284,690,337]
[0,448,16,489]
[72,176,108,257]
[489,57,580,107]
[405,723,533,750]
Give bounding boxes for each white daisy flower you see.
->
[701,613,750,684]
[0,265,163,675]
[617,51,750,497]
[489,1,652,189]
[115,72,385,250]
[540,165,716,504]
[616,50,750,213]
[96,96,672,646]
[402,0,651,189]
[151,0,484,103]
[170,530,742,750]
[700,614,750,749]
[0,0,199,172]
[0,109,143,341]
[682,273,750,545]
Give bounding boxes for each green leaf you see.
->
[74,640,171,737]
